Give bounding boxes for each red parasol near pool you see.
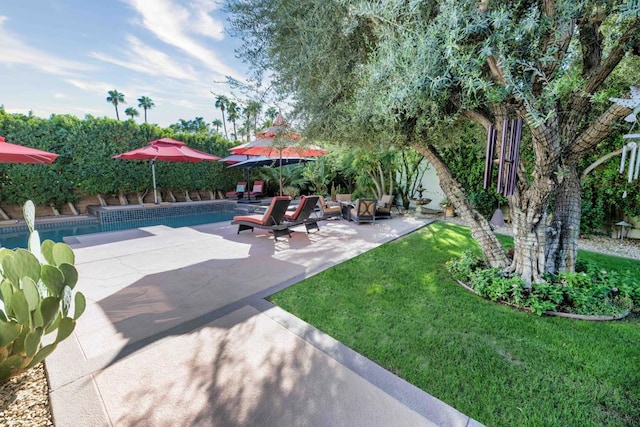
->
[0,136,58,164]
[113,137,221,204]
[230,114,327,194]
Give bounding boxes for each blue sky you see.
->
[0,0,253,128]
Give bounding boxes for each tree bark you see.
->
[545,168,581,273]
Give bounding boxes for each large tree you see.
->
[227,0,640,284]
[124,107,139,120]
[106,89,125,121]
[227,101,241,140]
[137,96,155,123]
[214,94,230,139]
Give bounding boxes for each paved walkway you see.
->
[46,215,482,426]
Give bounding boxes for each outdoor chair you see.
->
[317,196,342,219]
[284,195,321,233]
[335,193,352,203]
[249,180,264,199]
[231,196,292,240]
[375,194,395,219]
[350,198,377,224]
[226,182,247,199]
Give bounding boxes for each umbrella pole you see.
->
[151,159,158,205]
[279,151,283,196]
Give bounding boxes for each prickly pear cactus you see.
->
[0,200,86,383]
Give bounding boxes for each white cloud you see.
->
[66,79,114,95]
[120,0,243,80]
[90,35,199,81]
[0,16,91,76]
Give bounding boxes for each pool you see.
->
[0,203,251,249]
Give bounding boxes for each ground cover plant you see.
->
[446,249,640,317]
[270,222,640,426]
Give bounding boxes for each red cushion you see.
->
[232,214,267,225]
[285,196,308,220]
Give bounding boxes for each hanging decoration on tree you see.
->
[483,118,523,197]
[610,86,640,198]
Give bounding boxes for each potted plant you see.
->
[440,198,455,217]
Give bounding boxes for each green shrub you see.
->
[0,201,85,383]
[447,253,638,317]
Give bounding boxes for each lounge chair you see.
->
[226,182,247,199]
[249,180,264,199]
[231,196,292,240]
[317,196,341,219]
[350,198,377,224]
[375,194,395,219]
[284,195,321,233]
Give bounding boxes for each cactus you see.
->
[0,200,85,383]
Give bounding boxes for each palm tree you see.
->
[137,96,155,123]
[124,107,139,120]
[211,119,223,133]
[227,101,241,141]
[242,105,252,141]
[214,94,229,139]
[263,106,278,127]
[106,89,125,121]
[246,100,262,134]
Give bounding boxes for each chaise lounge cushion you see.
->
[231,196,293,240]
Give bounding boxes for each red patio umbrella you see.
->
[230,114,327,195]
[113,137,221,204]
[0,136,58,164]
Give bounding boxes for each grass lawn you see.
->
[270,222,640,427]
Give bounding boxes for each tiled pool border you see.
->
[0,201,253,236]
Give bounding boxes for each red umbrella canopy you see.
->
[230,114,327,158]
[113,137,221,162]
[0,136,58,164]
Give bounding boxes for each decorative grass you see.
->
[270,222,640,426]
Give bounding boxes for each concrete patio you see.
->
[45,215,482,426]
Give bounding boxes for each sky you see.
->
[0,0,255,128]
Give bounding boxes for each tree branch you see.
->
[461,109,492,130]
[581,148,623,179]
[583,18,640,94]
[568,103,631,161]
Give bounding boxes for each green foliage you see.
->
[271,222,640,425]
[446,251,639,317]
[0,201,85,383]
[0,111,236,205]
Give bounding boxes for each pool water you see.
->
[0,210,238,249]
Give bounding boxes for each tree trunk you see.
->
[184,190,192,202]
[508,204,548,286]
[97,194,108,206]
[545,168,581,273]
[118,191,128,205]
[413,143,508,268]
[67,202,79,216]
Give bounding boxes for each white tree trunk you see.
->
[67,202,79,216]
